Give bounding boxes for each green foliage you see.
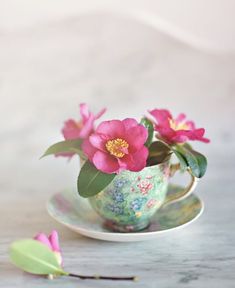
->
[171,149,188,172]
[9,239,67,276]
[173,144,207,178]
[140,117,154,147]
[77,160,116,198]
[147,141,172,166]
[40,139,84,159]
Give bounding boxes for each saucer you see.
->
[47,185,203,242]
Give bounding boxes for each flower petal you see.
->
[79,103,90,121]
[149,109,172,126]
[95,108,106,119]
[185,120,195,130]
[49,230,60,252]
[122,118,138,130]
[190,128,210,143]
[34,233,52,250]
[171,131,191,143]
[62,119,81,140]
[125,125,148,152]
[96,120,125,138]
[89,134,107,151]
[82,139,97,161]
[92,151,119,174]
[175,113,186,123]
[119,146,148,172]
[79,116,95,139]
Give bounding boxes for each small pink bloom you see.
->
[59,103,106,158]
[137,180,153,195]
[82,118,149,174]
[34,230,62,266]
[146,175,153,179]
[147,199,157,208]
[149,109,210,144]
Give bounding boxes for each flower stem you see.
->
[67,273,138,281]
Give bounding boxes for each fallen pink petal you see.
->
[34,230,62,266]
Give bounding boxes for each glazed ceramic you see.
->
[47,185,203,242]
[89,162,197,232]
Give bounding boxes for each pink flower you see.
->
[34,230,62,266]
[59,103,106,158]
[137,180,153,195]
[147,199,157,208]
[82,118,149,174]
[149,109,210,144]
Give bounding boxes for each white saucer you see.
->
[47,185,203,242]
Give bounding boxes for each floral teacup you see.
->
[89,161,198,232]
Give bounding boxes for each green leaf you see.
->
[172,149,188,172]
[147,141,172,166]
[182,142,193,150]
[140,117,154,147]
[174,144,207,178]
[9,239,67,276]
[78,160,116,197]
[40,139,84,159]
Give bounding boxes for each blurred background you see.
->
[1,0,235,202]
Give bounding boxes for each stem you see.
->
[67,273,138,281]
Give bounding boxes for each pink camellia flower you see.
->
[82,118,149,174]
[34,230,62,266]
[59,103,106,157]
[62,103,106,140]
[149,109,210,144]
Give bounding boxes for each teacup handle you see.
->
[162,163,199,207]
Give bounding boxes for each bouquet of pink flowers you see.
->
[42,104,210,197]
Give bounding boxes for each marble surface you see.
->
[0,13,235,287]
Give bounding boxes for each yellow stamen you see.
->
[76,121,83,129]
[105,138,129,158]
[169,119,189,131]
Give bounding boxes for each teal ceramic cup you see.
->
[89,161,198,232]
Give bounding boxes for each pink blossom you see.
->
[137,180,153,195]
[82,118,149,174]
[147,199,157,208]
[34,230,62,266]
[149,109,210,144]
[59,103,106,157]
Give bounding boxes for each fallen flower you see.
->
[9,233,137,281]
[34,230,62,266]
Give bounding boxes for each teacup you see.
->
[89,161,198,232]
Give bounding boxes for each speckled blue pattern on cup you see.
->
[89,162,170,232]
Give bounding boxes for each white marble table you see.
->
[1,157,235,287]
[1,12,235,288]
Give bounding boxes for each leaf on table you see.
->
[9,239,67,276]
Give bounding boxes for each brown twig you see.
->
[68,273,138,281]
